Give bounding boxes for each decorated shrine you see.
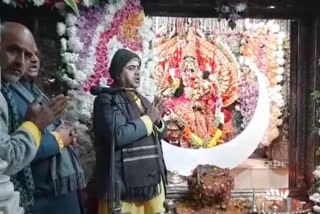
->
[152,19,285,150]
[1,0,320,213]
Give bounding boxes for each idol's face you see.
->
[119,58,141,89]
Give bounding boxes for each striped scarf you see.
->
[118,92,163,202]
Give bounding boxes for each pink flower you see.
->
[175,68,181,78]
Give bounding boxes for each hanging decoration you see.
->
[241,20,286,147]
[309,166,320,213]
[214,0,248,29]
[309,91,320,213]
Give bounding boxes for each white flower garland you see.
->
[33,0,45,7]
[311,166,320,213]
[3,0,11,4]
[4,0,99,7]
[243,20,286,147]
[57,22,67,36]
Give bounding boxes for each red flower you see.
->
[223,109,232,123]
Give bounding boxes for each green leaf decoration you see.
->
[64,0,79,16]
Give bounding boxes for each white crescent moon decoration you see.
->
[161,58,270,176]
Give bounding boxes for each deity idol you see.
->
[153,22,240,149]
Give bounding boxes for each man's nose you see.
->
[31,57,38,63]
[31,54,39,63]
[14,52,25,66]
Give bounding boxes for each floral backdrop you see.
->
[56,0,290,177]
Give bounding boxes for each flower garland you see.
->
[59,1,154,94]
[2,0,97,8]
[236,58,259,129]
[2,0,51,7]
[241,20,286,147]
[310,166,320,213]
[309,91,320,213]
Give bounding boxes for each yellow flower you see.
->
[207,138,217,148]
[214,129,223,140]
[207,129,223,148]
[172,80,181,89]
[191,133,204,146]
[119,11,143,42]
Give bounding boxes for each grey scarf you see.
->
[50,146,86,196]
[11,79,86,196]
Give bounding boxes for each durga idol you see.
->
[153,22,240,149]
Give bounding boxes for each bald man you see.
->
[8,27,85,214]
[0,22,68,212]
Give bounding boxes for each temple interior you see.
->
[1,0,320,214]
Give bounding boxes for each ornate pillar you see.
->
[0,159,24,214]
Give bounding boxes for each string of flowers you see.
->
[236,60,259,129]
[75,7,106,71]
[309,91,320,213]
[309,166,320,213]
[241,20,286,147]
